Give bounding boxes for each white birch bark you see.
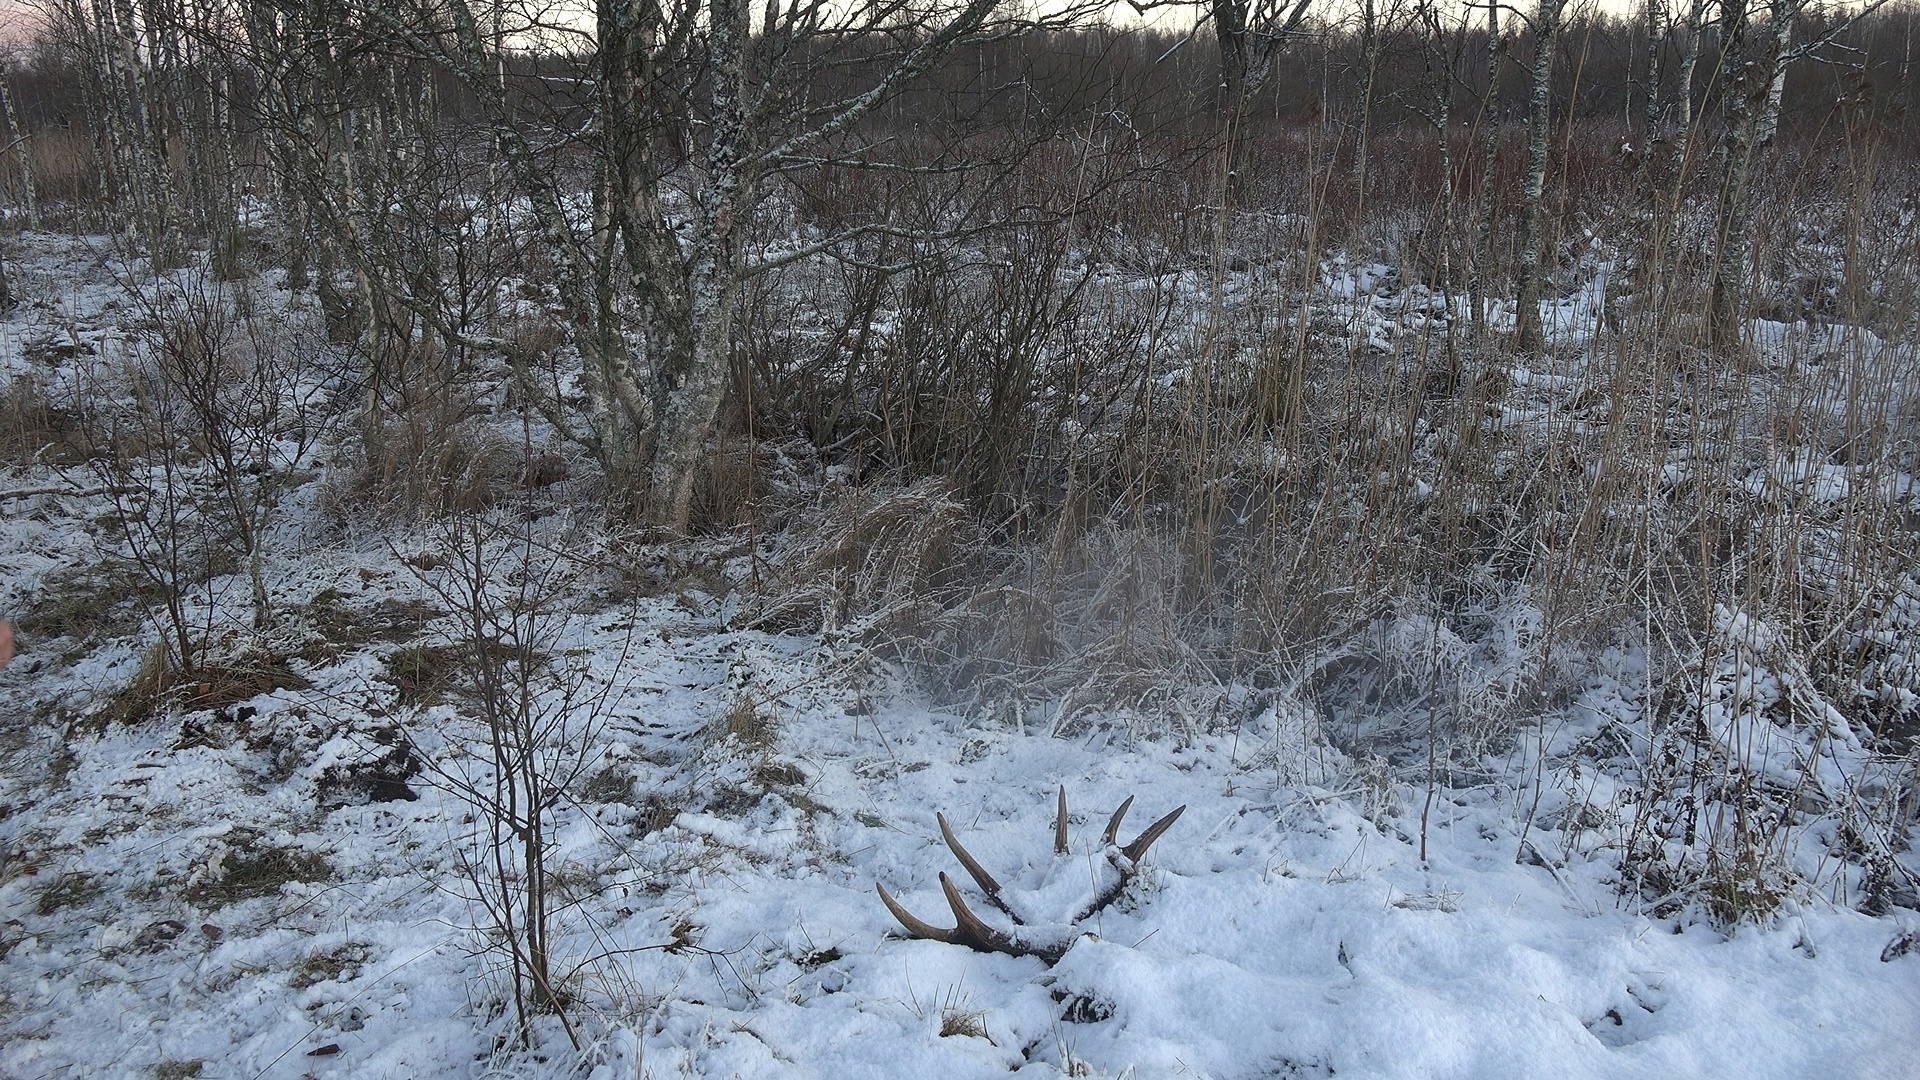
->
[324,0,1058,530]
[1471,0,1500,341]
[1643,0,1665,135]
[1514,0,1566,353]
[92,0,147,241]
[648,0,750,529]
[1417,0,1458,381]
[1754,11,1793,149]
[112,0,184,266]
[243,4,311,288]
[1707,0,1785,348]
[0,71,36,229]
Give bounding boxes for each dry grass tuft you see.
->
[742,477,967,634]
[0,372,91,465]
[939,1006,991,1040]
[719,693,777,751]
[97,643,314,728]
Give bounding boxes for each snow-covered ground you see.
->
[2,582,1916,1080]
[2,233,1917,1079]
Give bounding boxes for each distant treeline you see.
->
[3,3,1916,146]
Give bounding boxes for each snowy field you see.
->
[1,233,1917,1080]
[2,587,1916,1079]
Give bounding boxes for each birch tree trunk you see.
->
[285,0,1062,532]
[243,4,312,289]
[0,71,36,230]
[1351,0,1381,232]
[647,0,750,529]
[1418,0,1459,385]
[91,0,147,244]
[1706,0,1787,350]
[1668,0,1706,140]
[1207,0,1313,201]
[1643,0,1664,135]
[1470,0,1500,342]
[112,0,185,267]
[1646,0,1709,308]
[1513,0,1566,354]
[49,0,118,210]
[1212,0,1252,195]
[1753,14,1793,149]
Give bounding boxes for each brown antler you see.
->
[876,786,1185,964]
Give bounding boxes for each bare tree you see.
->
[1512,0,1567,354]
[252,0,1111,531]
[1642,0,1664,136]
[1128,0,1315,196]
[73,0,186,264]
[78,269,338,677]
[1208,0,1316,189]
[1469,0,1502,342]
[407,512,633,1043]
[1705,0,1892,347]
[1411,0,1464,381]
[0,59,37,230]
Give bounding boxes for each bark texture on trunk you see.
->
[1213,0,1251,189]
[0,73,36,230]
[1209,0,1314,202]
[282,0,1030,531]
[1514,0,1566,354]
[647,0,750,530]
[1471,0,1500,342]
[1707,0,1788,350]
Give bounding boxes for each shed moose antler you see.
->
[876,787,1184,963]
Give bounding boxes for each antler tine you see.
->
[939,873,1069,962]
[1120,804,1186,863]
[1102,795,1135,847]
[936,812,1004,899]
[938,873,1025,955]
[1054,786,1069,855]
[876,883,964,944]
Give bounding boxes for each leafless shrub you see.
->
[715,75,1920,925]
[8,0,1918,945]
[402,510,638,1048]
